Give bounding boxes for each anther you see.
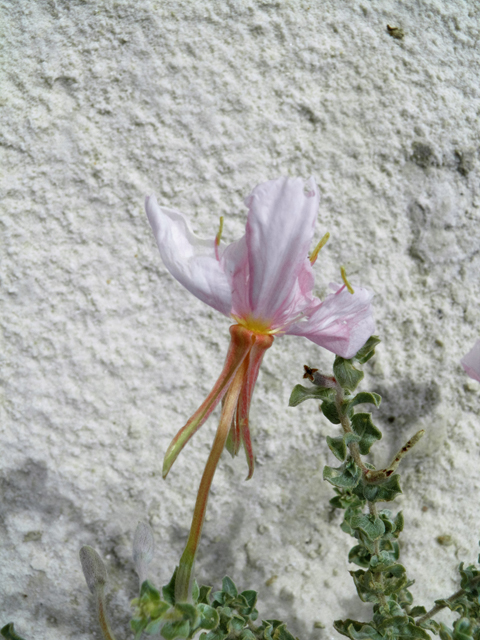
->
[215,216,224,261]
[340,266,354,294]
[309,232,330,265]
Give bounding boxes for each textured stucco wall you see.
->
[1,1,480,638]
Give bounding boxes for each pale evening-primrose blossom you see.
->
[145,176,375,600]
[462,340,480,383]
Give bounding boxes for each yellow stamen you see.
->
[215,216,224,246]
[341,266,354,294]
[232,315,283,336]
[309,232,330,265]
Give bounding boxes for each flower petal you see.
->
[240,177,319,326]
[287,284,375,359]
[461,340,480,383]
[145,194,232,316]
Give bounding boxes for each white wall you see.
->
[1,1,480,638]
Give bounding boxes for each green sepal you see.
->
[0,625,28,640]
[197,604,219,631]
[162,568,177,605]
[354,474,403,503]
[324,459,362,489]
[334,619,384,640]
[333,358,364,393]
[161,620,190,640]
[354,336,381,364]
[350,413,382,454]
[321,400,341,424]
[350,514,385,541]
[347,392,382,410]
[288,384,334,407]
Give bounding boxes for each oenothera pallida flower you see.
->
[462,340,480,382]
[145,176,375,600]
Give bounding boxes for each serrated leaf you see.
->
[324,459,362,489]
[197,604,220,630]
[161,620,190,640]
[327,436,347,461]
[351,413,382,454]
[350,514,385,541]
[0,625,28,640]
[333,357,364,392]
[348,392,382,409]
[162,569,177,605]
[288,384,334,407]
[321,400,341,424]
[354,336,381,364]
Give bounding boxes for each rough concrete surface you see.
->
[1,0,480,638]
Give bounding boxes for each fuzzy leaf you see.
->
[354,336,381,364]
[351,413,382,454]
[1,625,27,640]
[355,474,403,503]
[333,358,364,392]
[334,619,384,640]
[198,585,212,605]
[321,400,341,424]
[197,604,219,631]
[327,436,347,461]
[222,576,238,598]
[161,620,190,640]
[288,384,334,407]
[324,459,362,489]
[239,590,257,616]
[162,569,177,605]
[350,515,385,541]
[348,392,382,410]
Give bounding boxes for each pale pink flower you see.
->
[146,176,375,478]
[461,340,480,383]
[145,177,375,600]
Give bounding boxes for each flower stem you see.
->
[175,359,248,603]
[95,588,117,640]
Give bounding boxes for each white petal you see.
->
[287,285,375,359]
[461,340,480,383]
[243,177,319,323]
[145,194,232,316]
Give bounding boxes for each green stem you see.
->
[416,575,480,625]
[175,359,247,603]
[335,384,386,606]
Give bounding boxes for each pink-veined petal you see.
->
[287,284,375,359]
[461,340,480,383]
[241,177,319,325]
[145,194,232,316]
